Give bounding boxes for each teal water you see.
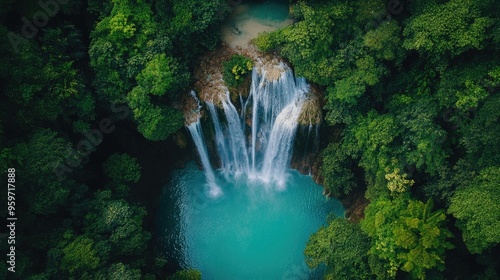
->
[158,162,344,279]
[221,0,292,48]
[245,0,290,22]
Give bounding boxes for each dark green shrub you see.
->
[222,55,253,88]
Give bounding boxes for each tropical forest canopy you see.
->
[0,0,499,279]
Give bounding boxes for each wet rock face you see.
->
[257,59,284,81]
[183,91,202,126]
[298,92,322,125]
[290,146,322,184]
[193,45,237,107]
[172,130,188,149]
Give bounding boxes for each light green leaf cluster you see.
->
[136,54,185,96]
[449,167,500,254]
[61,236,100,273]
[361,198,453,279]
[128,86,184,141]
[403,0,494,57]
[385,168,414,193]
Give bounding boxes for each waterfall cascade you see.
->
[187,61,311,196]
[186,91,222,197]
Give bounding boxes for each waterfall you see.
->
[206,102,230,172]
[186,92,222,198]
[221,92,251,176]
[249,63,307,169]
[187,61,310,191]
[260,97,305,187]
[247,63,309,184]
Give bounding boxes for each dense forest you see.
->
[0,0,499,279]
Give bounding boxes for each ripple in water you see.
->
[157,162,344,280]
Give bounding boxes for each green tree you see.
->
[385,168,414,194]
[89,0,156,101]
[12,129,75,214]
[103,153,141,185]
[169,269,202,280]
[102,263,141,280]
[61,236,100,274]
[328,54,387,104]
[448,167,500,254]
[436,57,498,112]
[275,1,356,86]
[136,53,189,97]
[222,55,253,88]
[361,197,453,279]
[321,142,357,197]
[363,21,403,62]
[84,191,151,257]
[352,110,400,198]
[253,31,279,52]
[165,0,229,56]
[88,0,192,141]
[1,26,94,129]
[403,0,494,59]
[305,218,371,279]
[459,94,500,169]
[388,93,448,176]
[103,153,142,197]
[353,0,386,25]
[127,86,184,141]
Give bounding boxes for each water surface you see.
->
[158,162,344,279]
[221,0,293,48]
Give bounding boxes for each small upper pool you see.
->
[221,0,293,48]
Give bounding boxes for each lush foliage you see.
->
[103,153,141,184]
[320,142,357,197]
[88,0,187,141]
[88,0,227,141]
[448,167,500,254]
[168,269,202,280]
[361,197,453,279]
[305,218,371,279]
[222,54,254,88]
